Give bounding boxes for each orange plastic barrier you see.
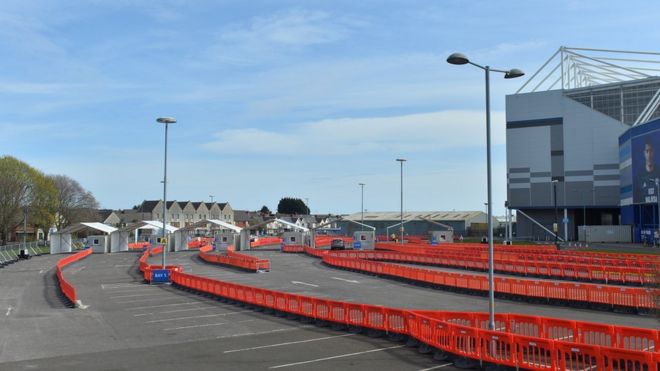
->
[313,236,353,247]
[281,244,305,253]
[135,248,659,370]
[250,237,283,248]
[198,245,270,272]
[375,244,659,284]
[56,248,93,306]
[378,242,660,264]
[128,242,150,250]
[319,254,658,311]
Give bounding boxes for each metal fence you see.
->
[0,240,49,266]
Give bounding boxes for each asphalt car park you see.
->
[0,253,460,370]
[0,249,656,370]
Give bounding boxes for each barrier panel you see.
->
[281,244,305,253]
[128,242,150,250]
[198,245,270,272]
[56,248,93,306]
[251,237,283,248]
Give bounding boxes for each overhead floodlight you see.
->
[157,117,177,124]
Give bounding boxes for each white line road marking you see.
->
[224,334,355,353]
[102,283,145,289]
[269,345,406,368]
[164,322,227,331]
[39,270,43,274]
[418,363,453,371]
[134,306,217,317]
[291,281,319,288]
[331,277,360,284]
[5,307,12,316]
[126,302,199,311]
[75,300,89,309]
[113,264,135,267]
[116,297,186,304]
[215,326,313,340]
[110,293,165,299]
[146,310,252,323]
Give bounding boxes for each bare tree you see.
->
[50,175,99,230]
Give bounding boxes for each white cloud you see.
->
[202,110,505,156]
[199,9,367,66]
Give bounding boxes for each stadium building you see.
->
[506,47,660,241]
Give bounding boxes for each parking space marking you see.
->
[418,363,453,371]
[331,277,360,284]
[291,281,319,288]
[134,305,218,317]
[215,326,313,340]
[116,296,191,304]
[223,334,355,353]
[268,345,406,368]
[6,307,12,316]
[126,302,200,311]
[110,293,165,299]
[145,310,253,323]
[163,322,227,331]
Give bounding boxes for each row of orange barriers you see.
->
[135,248,659,370]
[128,242,150,250]
[339,248,657,286]
[319,253,658,312]
[198,245,270,272]
[377,242,660,267]
[56,248,92,306]
[281,244,305,253]
[250,237,283,248]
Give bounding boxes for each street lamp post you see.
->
[396,159,406,244]
[157,117,177,269]
[359,183,365,231]
[552,179,559,247]
[447,52,524,331]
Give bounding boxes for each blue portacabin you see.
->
[151,269,170,283]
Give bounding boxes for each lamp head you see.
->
[447,52,469,65]
[157,117,177,124]
[504,68,525,79]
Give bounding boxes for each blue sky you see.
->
[2,1,659,215]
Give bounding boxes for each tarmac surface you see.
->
[0,249,657,370]
[157,250,658,327]
[0,253,460,371]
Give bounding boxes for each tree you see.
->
[0,156,57,243]
[260,205,271,215]
[50,175,99,230]
[277,197,310,215]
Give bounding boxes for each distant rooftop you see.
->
[343,211,484,222]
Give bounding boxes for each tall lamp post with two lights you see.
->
[157,117,177,269]
[447,52,524,330]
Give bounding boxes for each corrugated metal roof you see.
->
[343,211,484,222]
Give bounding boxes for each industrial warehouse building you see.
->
[507,47,660,242]
[339,211,501,238]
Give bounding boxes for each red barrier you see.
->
[56,248,93,306]
[198,245,270,272]
[250,237,283,248]
[281,244,305,253]
[128,242,150,250]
